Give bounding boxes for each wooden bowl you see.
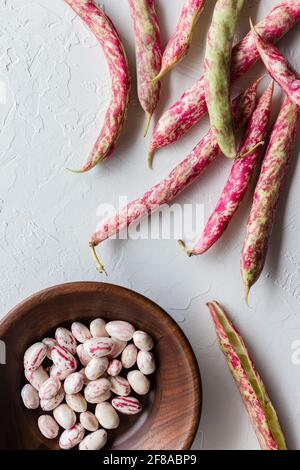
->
[0,282,201,450]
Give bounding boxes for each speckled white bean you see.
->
[137,350,156,375]
[64,372,84,395]
[84,389,112,405]
[40,387,65,411]
[112,396,142,415]
[95,402,120,430]
[79,429,107,450]
[21,384,40,409]
[71,322,92,343]
[77,344,92,366]
[84,338,115,358]
[105,321,135,342]
[107,359,122,377]
[39,377,61,400]
[53,403,76,430]
[24,343,47,371]
[55,327,77,355]
[59,423,85,450]
[51,345,77,372]
[38,415,59,440]
[109,375,131,396]
[85,357,109,381]
[65,393,87,413]
[80,411,99,432]
[25,366,49,391]
[127,370,150,395]
[84,378,111,400]
[90,318,109,338]
[121,344,138,369]
[110,339,127,358]
[49,365,73,381]
[42,338,57,359]
[133,331,154,351]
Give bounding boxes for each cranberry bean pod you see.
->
[207,301,287,450]
[90,81,259,272]
[155,0,206,81]
[204,0,245,159]
[241,96,300,303]
[128,0,162,135]
[148,0,300,159]
[64,0,131,172]
[251,20,300,107]
[188,82,274,256]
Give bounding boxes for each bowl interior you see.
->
[0,282,201,450]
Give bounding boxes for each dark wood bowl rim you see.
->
[0,281,202,450]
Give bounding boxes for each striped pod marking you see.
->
[251,20,300,107]
[155,0,206,81]
[207,301,287,450]
[64,0,131,171]
[241,96,300,302]
[190,82,274,256]
[128,0,162,135]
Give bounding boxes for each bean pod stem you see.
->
[251,19,300,108]
[241,96,300,304]
[185,81,274,257]
[128,0,162,136]
[207,301,287,450]
[64,0,131,172]
[154,0,206,81]
[204,0,245,160]
[148,0,300,161]
[89,80,260,273]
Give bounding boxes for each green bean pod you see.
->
[204,0,245,159]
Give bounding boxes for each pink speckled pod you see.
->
[241,96,300,303]
[148,0,300,160]
[128,0,162,136]
[190,82,274,256]
[65,0,131,172]
[251,21,300,108]
[155,0,206,81]
[207,301,287,450]
[90,80,259,273]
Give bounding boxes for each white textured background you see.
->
[1,0,300,450]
